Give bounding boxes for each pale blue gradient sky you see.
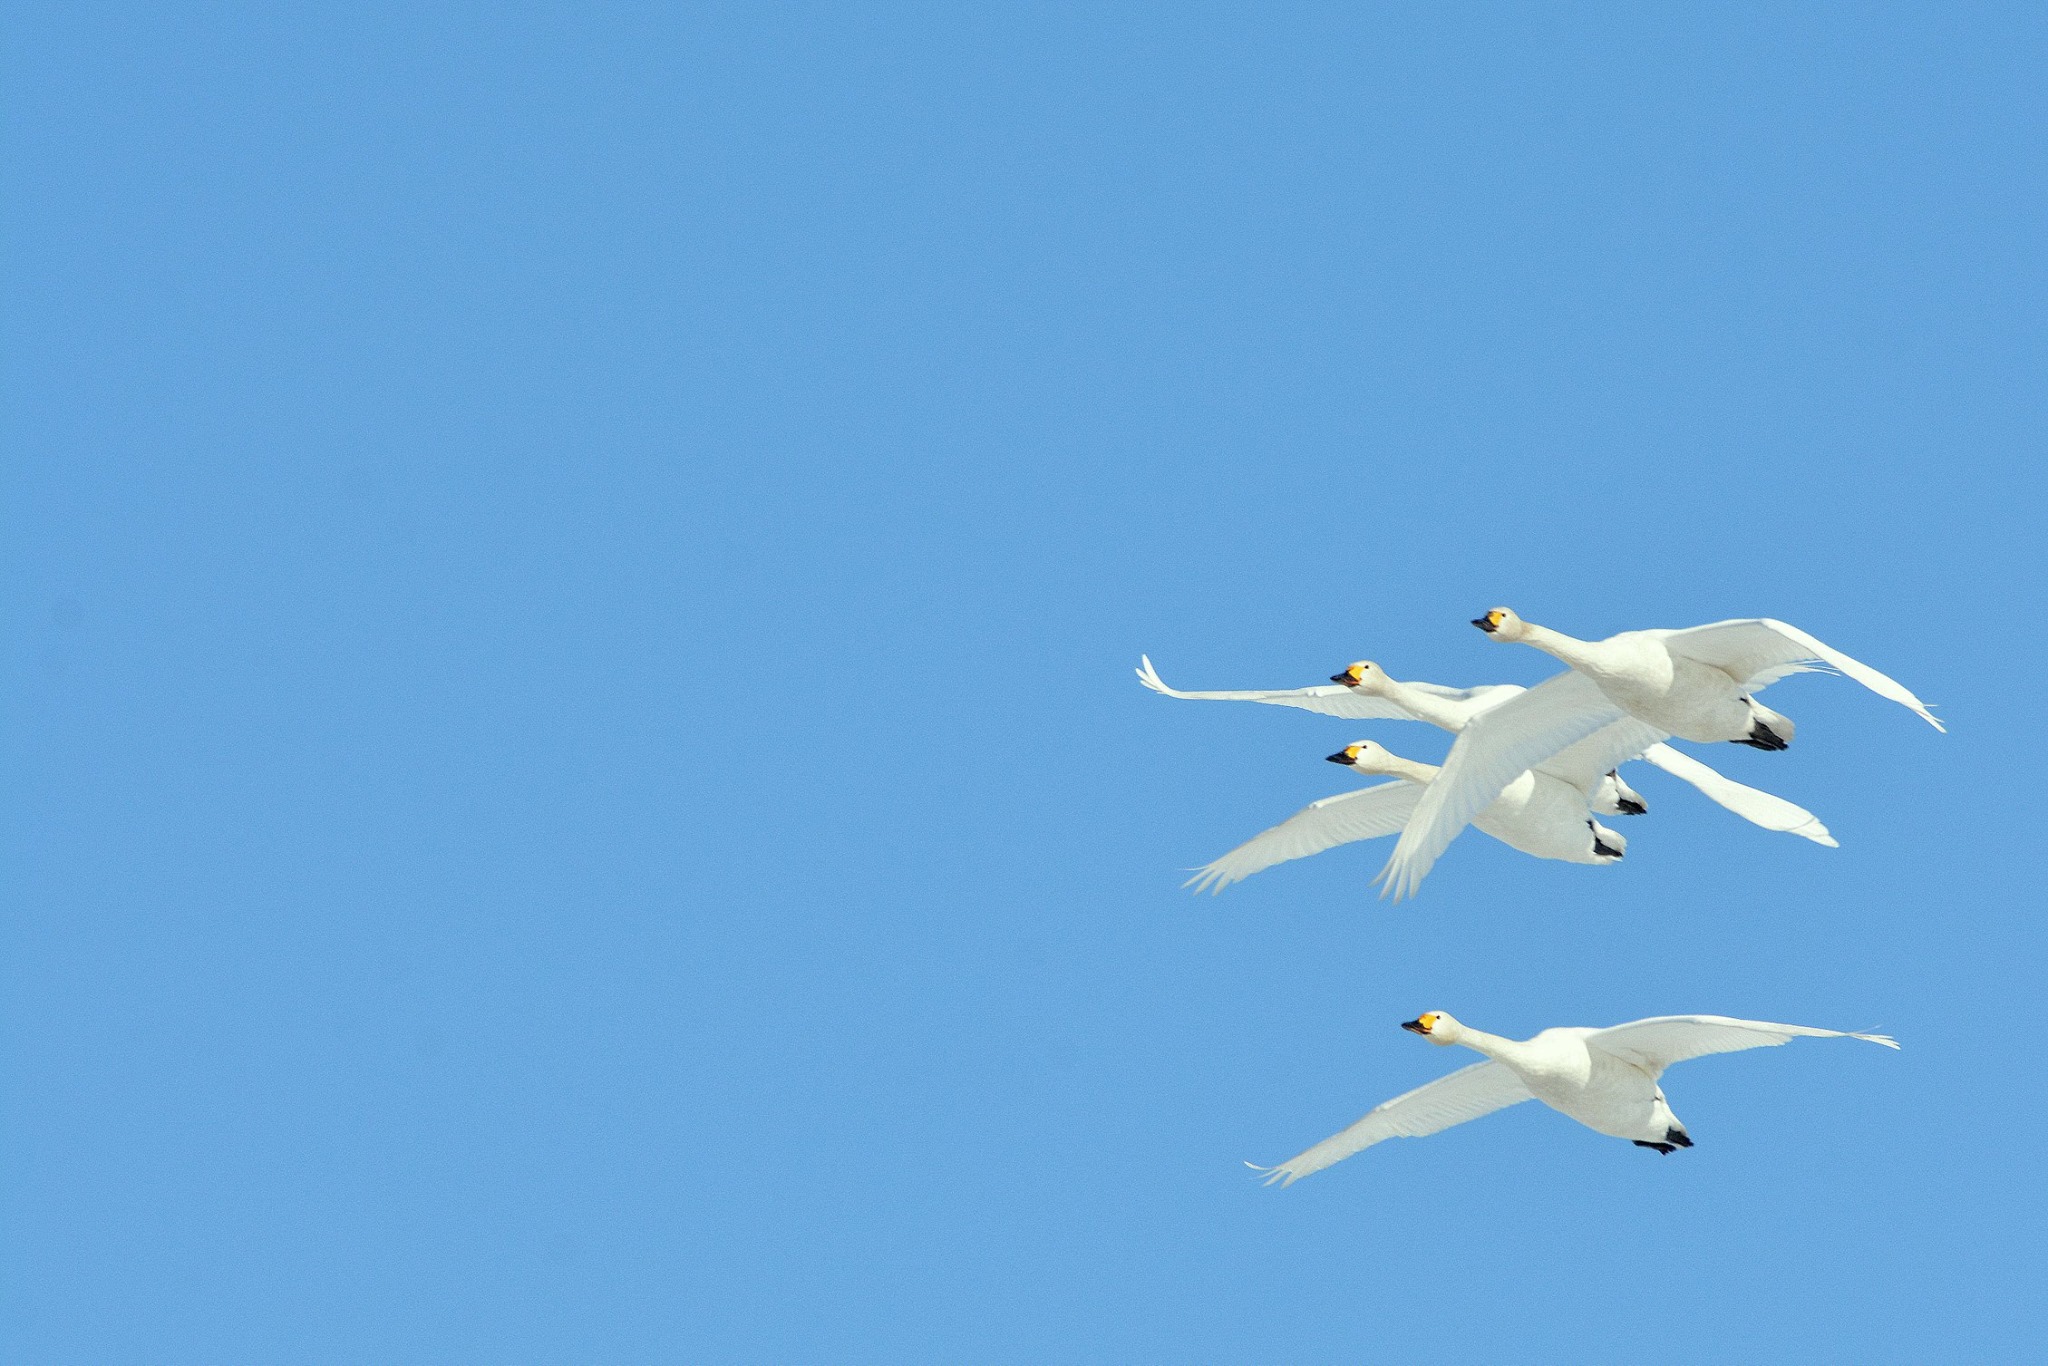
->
[6,5,2044,1361]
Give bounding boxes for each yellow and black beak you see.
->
[1401,1017,1432,1035]
[1326,745,1360,766]
[1330,664,1366,686]
[1471,610,1503,634]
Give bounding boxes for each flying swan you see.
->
[1376,611,1941,900]
[1137,654,1833,846]
[1250,1011,1898,1185]
[1186,739,1623,893]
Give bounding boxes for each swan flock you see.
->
[1137,608,1938,1177]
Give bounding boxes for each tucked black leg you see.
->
[1737,720,1789,751]
[1633,1141,1677,1155]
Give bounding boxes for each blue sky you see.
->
[5,4,2044,1361]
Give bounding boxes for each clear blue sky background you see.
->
[6,5,2044,1362]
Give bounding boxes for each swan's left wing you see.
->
[1248,1060,1533,1186]
[1185,781,1423,894]
[1136,655,1438,722]
[1638,744,1837,845]
[1587,1014,1899,1080]
[1655,620,1944,730]
[1378,670,1625,901]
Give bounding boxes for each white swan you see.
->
[1137,654,1833,845]
[1377,611,1940,900]
[1186,740,1623,893]
[1250,1011,1898,1185]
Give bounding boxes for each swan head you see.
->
[1328,660,1387,692]
[1471,607,1526,640]
[1325,739,1399,773]
[1401,1011,1463,1045]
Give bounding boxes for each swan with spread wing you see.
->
[1186,739,1626,893]
[1376,612,1941,901]
[1252,1011,1898,1186]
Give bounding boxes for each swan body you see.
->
[1250,1011,1898,1185]
[1138,654,1833,847]
[1377,611,1939,900]
[1186,740,1621,893]
[1470,770,1625,866]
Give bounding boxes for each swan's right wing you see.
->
[1638,744,1837,845]
[1587,1014,1899,1080]
[1136,656,1514,723]
[1655,620,1944,730]
[1186,781,1423,894]
[1377,671,1626,901]
[1249,1061,1533,1186]
[1535,716,1671,790]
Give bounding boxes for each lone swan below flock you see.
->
[1251,1012,1898,1185]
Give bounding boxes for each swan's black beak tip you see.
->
[1330,671,1352,685]
[1400,1018,1429,1035]
[1325,751,1353,766]
[1470,616,1497,634]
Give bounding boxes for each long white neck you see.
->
[1378,678,1468,731]
[1515,621,1602,673]
[1448,1025,1522,1062]
[1357,754,1440,786]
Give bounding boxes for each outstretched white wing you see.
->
[1186,782,1423,893]
[1654,619,1944,730]
[1249,1061,1533,1186]
[1135,655,1516,724]
[1587,1014,1899,1080]
[1638,744,1836,845]
[1378,671,1625,900]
